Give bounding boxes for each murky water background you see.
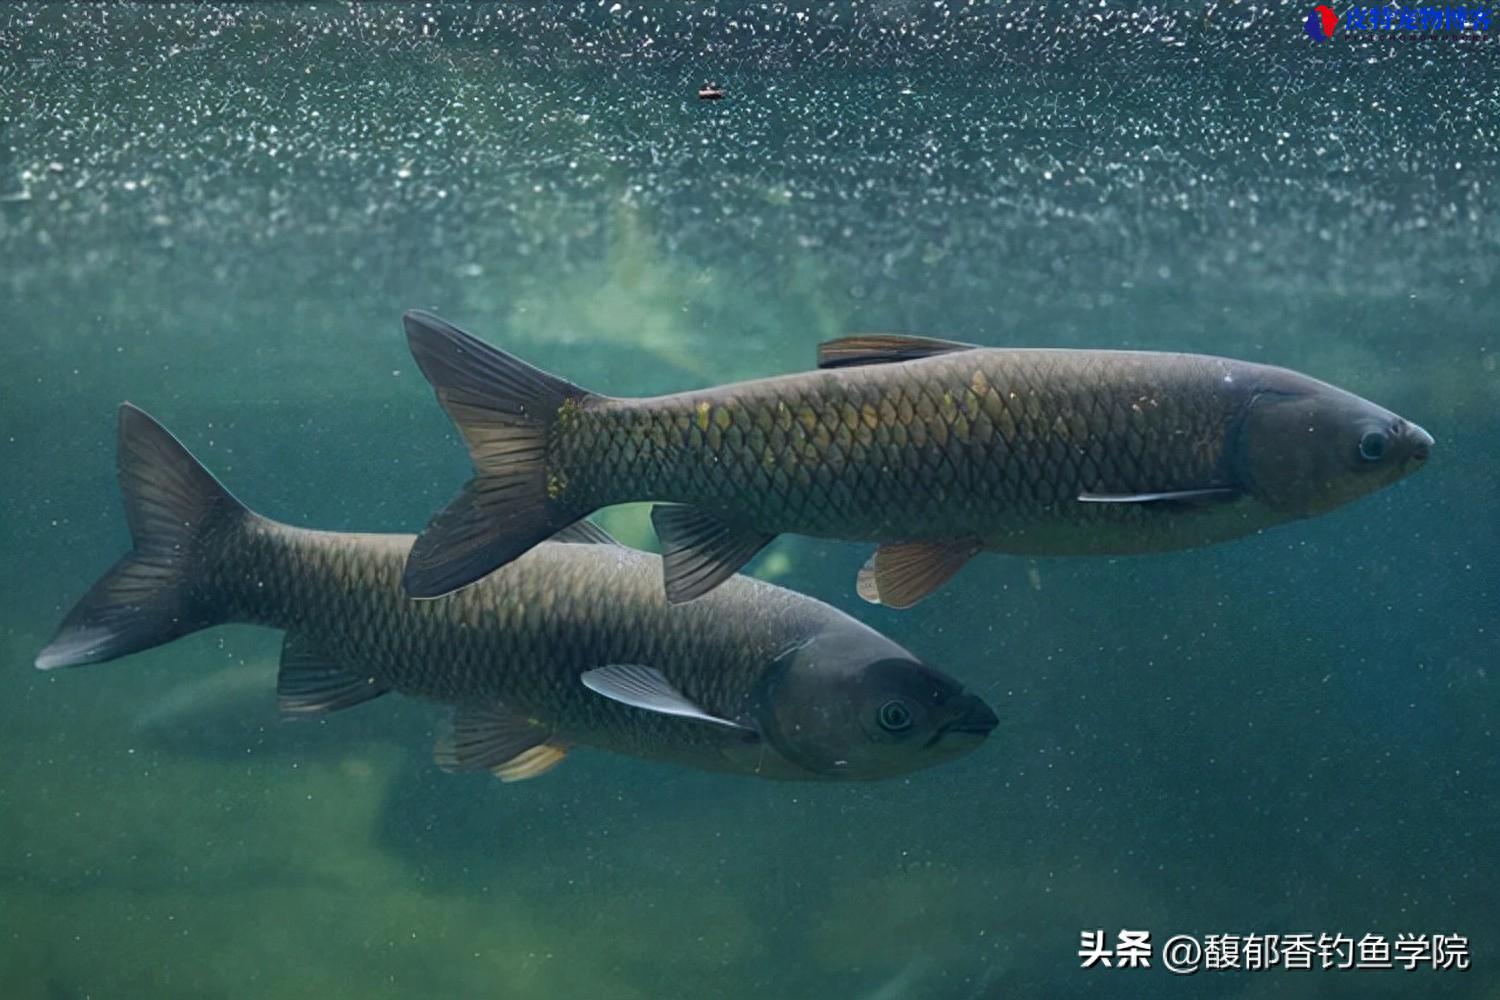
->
[2,3,1495,997]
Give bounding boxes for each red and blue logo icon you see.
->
[1305,4,1339,39]
[1306,5,1492,38]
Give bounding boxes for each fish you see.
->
[34,404,997,782]
[399,313,1434,607]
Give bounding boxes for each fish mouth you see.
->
[937,696,999,740]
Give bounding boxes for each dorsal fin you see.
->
[817,334,976,370]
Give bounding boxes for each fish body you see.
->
[400,316,1432,607]
[559,349,1281,553]
[36,405,996,782]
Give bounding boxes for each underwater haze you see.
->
[2,2,1496,998]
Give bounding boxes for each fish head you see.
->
[1233,367,1432,516]
[751,625,997,780]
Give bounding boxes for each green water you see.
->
[2,3,1495,998]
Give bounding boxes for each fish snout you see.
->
[944,694,999,738]
[1407,423,1434,463]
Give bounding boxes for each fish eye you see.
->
[1359,430,1387,462]
[877,699,913,733]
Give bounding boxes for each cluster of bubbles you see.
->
[3,2,1495,353]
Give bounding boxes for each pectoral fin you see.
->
[581,664,753,733]
[649,505,774,604]
[817,334,976,369]
[434,703,569,782]
[856,540,979,609]
[1078,488,1241,505]
[276,633,390,717]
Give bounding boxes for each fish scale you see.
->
[561,350,1242,547]
[210,523,811,760]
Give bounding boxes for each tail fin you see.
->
[35,404,249,670]
[401,310,599,598]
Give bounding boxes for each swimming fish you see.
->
[400,313,1433,607]
[35,404,996,782]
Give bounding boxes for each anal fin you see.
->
[435,703,569,782]
[492,744,569,782]
[857,540,979,609]
[650,505,774,603]
[276,633,390,717]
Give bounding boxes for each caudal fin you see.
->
[401,310,599,598]
[35,404,249,670]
